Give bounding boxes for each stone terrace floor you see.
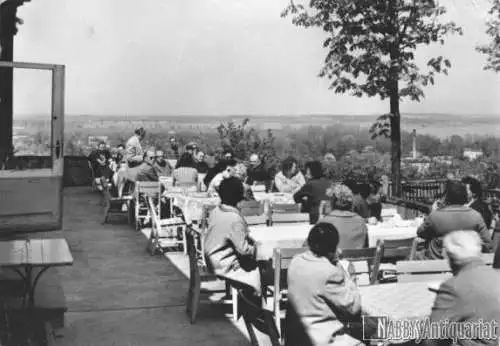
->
[46,187,254,346]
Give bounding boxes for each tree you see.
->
[282,0,462,196]
[477,0,500,72]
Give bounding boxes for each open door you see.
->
[0,62,65,233]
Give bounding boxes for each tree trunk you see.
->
[388,0,402,197]
[390,91,402,197]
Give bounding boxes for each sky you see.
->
[9,0,500,116]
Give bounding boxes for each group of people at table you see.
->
[88,127,500,346]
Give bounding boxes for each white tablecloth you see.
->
[249,222,312,260]
[367,219,422,247]
[249,219,422,251]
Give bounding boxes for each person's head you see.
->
[98,141,106,151]
[307,223,340,262]
[178,153,195,168]
[326,184,354,211]
[186,142,198,155]
[218,176,245,207]
[281,156,299,178]
[444,181,468,205]
[443,230,482,271]
[223,148,234,160]
[461,176,482,201]
[370,181,381,195]
[305,161,323,180]
[143,150,156,164]
[234,163,248,181]
[195,150,205,163]
[117,144,125,151]
[221,159,238,179]
[134,127,146,141]
[249,154,261,168]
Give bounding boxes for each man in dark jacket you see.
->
[245,153,271,192]
[462,176,493,229]
[416,181,492,260]
[293,161,331,224]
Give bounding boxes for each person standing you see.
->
[125,128,146,168]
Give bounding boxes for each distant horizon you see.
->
[13,112,500,119]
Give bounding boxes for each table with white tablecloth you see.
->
[249,219,422,253]
[367,218,422,247]
[250,222,312,260]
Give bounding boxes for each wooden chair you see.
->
[185,228,233,324]
[146,196,187,255]
[269,204,309,225]
[102,177,133,224]
[134,181,162,231]
[240,200,268,226]
[238,289,281,346]
[271,247,308,340]
[381,237,418,261]
[340,240,384,285]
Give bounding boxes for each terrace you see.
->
[45,187,253,346]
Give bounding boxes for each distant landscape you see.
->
[12,113,500,139]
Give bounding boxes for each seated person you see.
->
[462,176,493,229]
[423,231,500,346]
[204,177,264,294]
[322,184,368,249]
[88,141,111,178]
[172,153,198,187]
[286,222,363,346]
[293,160,331,224]
[246,153,272,192]
[154,151,173,177]
[203,148,234,186]
[416,181,492,260]
[207,159,238,193]
[352,183,370,219]
[234,163,255,201]
[274,156,306,194]
[136,150,159,182]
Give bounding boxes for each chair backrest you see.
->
[240,200,268,226]
[341,240,384,285]
[382,237,417,261]
[135,181,162,198]
[270,203,309,225]
[238,289,281,346]
[240,200,266,216]
[396,259,451,282]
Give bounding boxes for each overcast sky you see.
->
[10,0,500,116]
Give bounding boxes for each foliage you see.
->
[477,0,500,72]
[281,0,462,195]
